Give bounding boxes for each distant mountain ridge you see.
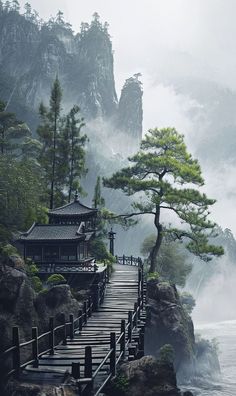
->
[0,5,143,144]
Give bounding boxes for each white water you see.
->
[182,320,236,395]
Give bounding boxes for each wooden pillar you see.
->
[138,268,142,297]
[83,301,87,324]
[110,332,116,377]
[49,317,54,355]
[84,346,93,395]
[32,327,39,368]
[133,302,138,328]
[12,327,20,378]
[72,362,80,379]
[78,310,83,332]
[93,284,99,311]
[138,326,145,358]
[88,297,92,317]
[61,313,67,345]
[128,311,133,342]
[69,314,74,340]
[137,297,141,320]
[123,254,125,265]
[120,320,126,359]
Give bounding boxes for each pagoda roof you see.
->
[49,196,97,217]
[19,224,93,242]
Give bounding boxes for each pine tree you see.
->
[37,77,62,209]
[56,10,64,25]
[24,2,32,20]
[12,0,19,12]
[104,127,224,272]
[0,100,31,156]
[64,105,87,202]
[4,1,11,12]
[93,176,105,209]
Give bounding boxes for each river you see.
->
[181,320,236,395]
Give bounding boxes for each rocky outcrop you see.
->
[146,279,221,384]
[146,280,195,375]
[0,265,81,360]
[4,380,77,396]
[117,75,143,147]
[0,9,143,148]
[105,356,193,396]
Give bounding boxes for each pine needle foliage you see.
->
[104,127,224,272]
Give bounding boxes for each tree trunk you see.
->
[68,129,74,203]
[148,205,163,273]
[50,115,57,209]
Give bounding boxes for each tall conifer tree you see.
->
[37,77,62,208]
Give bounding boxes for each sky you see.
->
[18,0,236,234]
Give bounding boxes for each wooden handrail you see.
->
[0,254,145,394]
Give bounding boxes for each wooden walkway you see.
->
[17,263,146,394]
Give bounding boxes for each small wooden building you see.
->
[19,193,98,271]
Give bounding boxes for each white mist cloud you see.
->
[193,254,236,323]
[17,1,236,237]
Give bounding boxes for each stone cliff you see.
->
[145,279,221,383]
[117,75,143,147]
[0,7,142,145]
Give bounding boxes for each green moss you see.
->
[159,344,175,363]
[31,276,43,292]
[46,274,66,285]
[148,271,160,281]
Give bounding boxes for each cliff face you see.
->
[145,279,221,383]
[117,76,143,146]
[0,8,140,143]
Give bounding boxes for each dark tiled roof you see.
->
[49,200,97,217]
[19,224,85,241]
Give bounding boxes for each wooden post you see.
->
[32,327,39,368]
[131,255,133,266]
[72,362,80,379]
[61,313,67,345]
[128,311,133,342]
[137,297,141,320]
[99,283,103,305]
[85,346,92,377]
[110,332,116,377]
[84,346,93,395]
[83,301,87,324]
[122,254,125,265]
[120,320,126,359]
[93,284,99,311]
[12,327,20,377]
[141,265,144,309]
[133,302,138,328]
[69,314,74,340]
[138,326,145,358]
[88,297,92,317]
[49,317,54,355]
[138,268,142,297]
[78,309,83,332]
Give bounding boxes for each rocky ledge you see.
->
[105,355,193,396]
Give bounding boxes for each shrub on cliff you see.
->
[180,292,196,315]
[31,275,43,292]
[142,236,192,287]
[46,274,66,286]
[159,344,175,364]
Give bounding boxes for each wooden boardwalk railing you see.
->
[0,257,146,395]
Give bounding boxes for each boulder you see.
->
[146,280,195,375]
[106,355,181,396]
